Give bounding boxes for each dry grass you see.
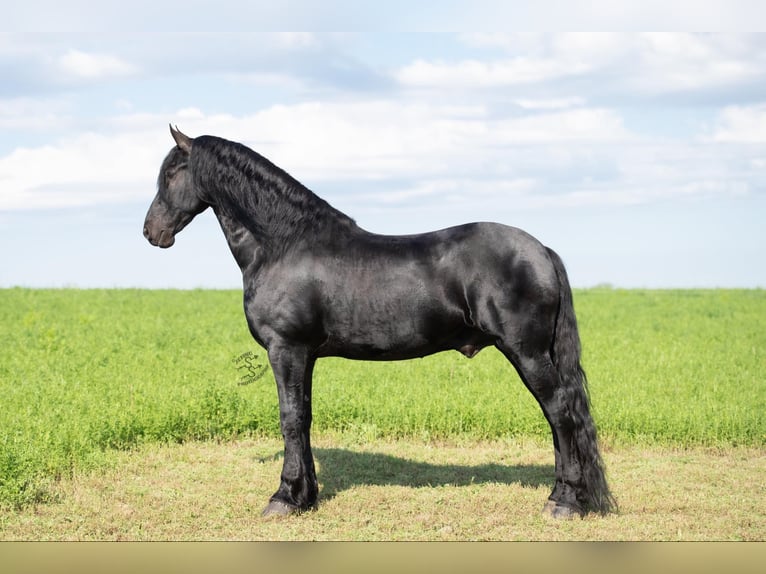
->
[1,435,763,541]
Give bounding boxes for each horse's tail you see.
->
[546,247,616,515]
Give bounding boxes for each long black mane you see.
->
[190,136,358,255]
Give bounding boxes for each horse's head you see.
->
[143,125,208,248]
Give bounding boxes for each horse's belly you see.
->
[317,290,481,360]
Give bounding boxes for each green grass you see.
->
[1,287,764,510]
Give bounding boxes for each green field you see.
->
[0,288,764,510]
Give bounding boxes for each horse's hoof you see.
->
[261,500,300,518]
[541,500,584,520]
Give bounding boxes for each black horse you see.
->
[143,126,615,519]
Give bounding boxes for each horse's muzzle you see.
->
[143,223,175,248]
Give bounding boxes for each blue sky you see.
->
[2,18,766,288]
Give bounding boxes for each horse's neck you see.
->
[212,208,261,274]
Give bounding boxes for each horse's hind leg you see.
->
[497,344,586,518]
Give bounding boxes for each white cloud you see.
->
[0,128,166,210]
[0,101,634,211]
[160,102,632,181]
[446,33,766,100]
[2,32,764,214]
[513,97,586,110]
[165,101,490,180]
[4,96,755,214]
[396,57,589,88]
[494,108,628,143]
[709,103,766,143]
[355,178,539,205]
[420,35,613,87]
[0,97,73,130]
[632,33,762,94]
[58,49,137,79]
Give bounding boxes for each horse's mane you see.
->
[190,135,358,254]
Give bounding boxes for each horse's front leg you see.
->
[262,342,318,517]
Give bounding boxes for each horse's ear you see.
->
[169,124,193,153]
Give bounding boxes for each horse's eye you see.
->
[165,168,178,186]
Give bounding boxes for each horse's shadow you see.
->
[310,447,554,502]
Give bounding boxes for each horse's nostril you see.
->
[143,226,150,239]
